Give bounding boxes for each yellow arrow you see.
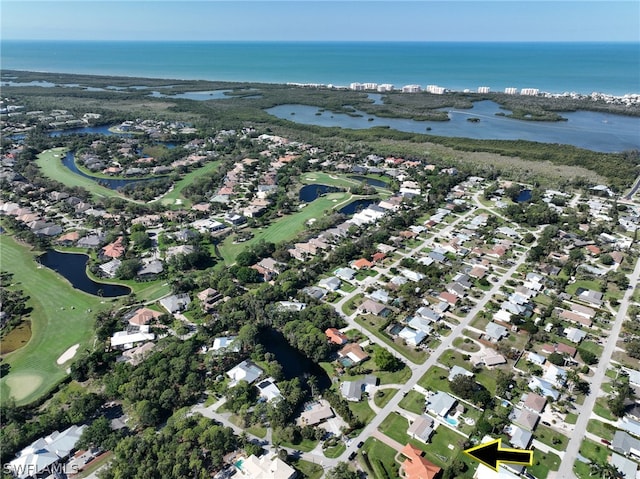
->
[464,438,533,472]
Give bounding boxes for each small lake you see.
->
[299,184,341,202]
[38,250,131,297]
[62,151,157,190]
[261,328,331,390]
[338,198,376,215]
[49,125,124,137]
[348,175,388,188]
[266,100,640,153]
[516,189,532,202]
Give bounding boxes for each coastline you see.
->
[1,40,638,97]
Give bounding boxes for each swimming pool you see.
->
[234,459,244,470]
[444,415,459,427]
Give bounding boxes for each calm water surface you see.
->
[267,100,640,153]
[39,250,131,297]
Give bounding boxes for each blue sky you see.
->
[2,1,638,42]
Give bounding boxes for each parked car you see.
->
[348,452,357,460]
[357,441,364,448]
[601,439,611,445]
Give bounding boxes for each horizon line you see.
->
[2,38,638,44]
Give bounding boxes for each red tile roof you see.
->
[400,444,441,479]
[325,328,348,345]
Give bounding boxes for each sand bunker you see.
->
[56,343,80,365]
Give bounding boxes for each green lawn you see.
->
[527,449,561,479]
[342,294,363,315]
[354,316,427,364]
[417,366,452,394]
[218,191,353,263]
[565,280,602,296]
[0,235,113,405]
[593,398,617,421]
[534,425,569,451]
[423,424,467,468]
[323,444,346,458]
[36,148,126,200]
[360,438,400,479]
[578,438,609,464]
[291,459,323,479]
[379,412,410,445]
[586,419,616,441]
[155,159,222,208]
[565,413,578,425]
[349,398,376,424]
[374,388,399,408]
[300,171,392,196]
[399,390,426,414]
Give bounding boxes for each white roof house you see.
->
[407,316,433,335]
[256,378,282,403]
[448,365,473,382]
[212,336,240,353]
[564,327,587,343]
[398,326,427,346]
[427,391,457,417]
[235,451,297,479]
[8,425,86,479]
[227,360,263,386]
[110,330,155,349]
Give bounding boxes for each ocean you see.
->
[1,41,639,96]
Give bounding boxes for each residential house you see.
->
[256,378,282,402]
[160,293,191,314]
[300,400,335,426]
[564,327,587,344]
[318,276,341,291]
[227,360,263,386]
[359,299,389,317]
[211,336,240,353]
[110,330,155,349]
[102,236,125,259]
[448,365,473,382]
[325,328,348,345]
[523,393,547,414]
[128,307,162,327]
[8,425,87,479]
[528,377,560,401]
[234,451,297,479]
[400,443,441,479]
[485,322,508,342]
[340,375,377,401]
[407,415,435,443]
[612,430,640,458]
[577,289,604,307]
[197,288,222,312]
[99,258,122,278]
[514,409,539,431]
[137,259,164,279]
[334,267,356,281]
[352,258,373,270]
[610,453,638,479]
[427,391,457,417]
[508,425,532,449]
[338,343,369,364]
[398,326,427,346]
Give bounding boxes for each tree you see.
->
[626,340,640,359]
[326,462,359,479]
[547,352,565,366]
[374,348,402,372]
[579,349,598,365]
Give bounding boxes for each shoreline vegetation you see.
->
[3,70,639,191]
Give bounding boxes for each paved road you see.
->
[332,221,538,467]
[555,256,640,479]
